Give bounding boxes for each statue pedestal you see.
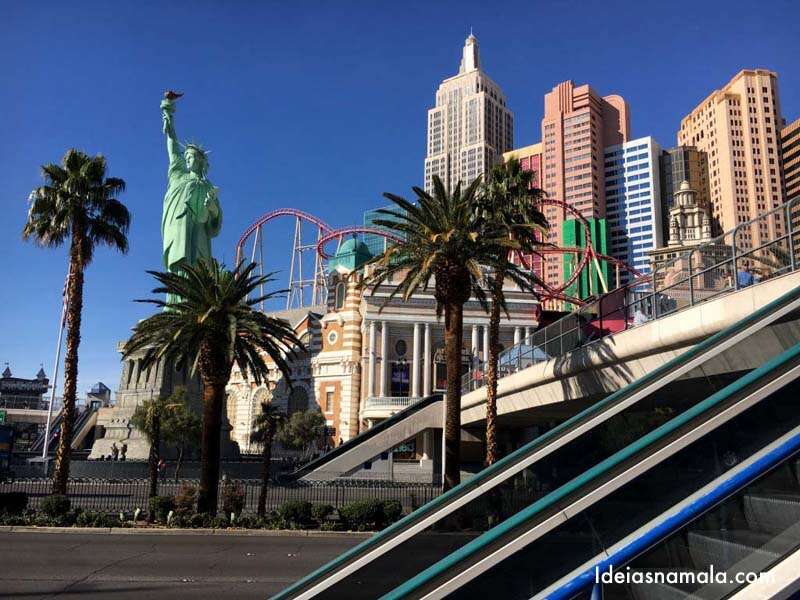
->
[89,341,240,461]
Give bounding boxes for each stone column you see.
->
[412,322,421,397]
[514,327,522,346]
[525,326,532,344]
[367,321,376,397]
[471,324,479,357]
[379,321,388,397]
[423,323,432,396]
[483,325,490,362]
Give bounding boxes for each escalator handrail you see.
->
[272,284,800,599]
[282,393,443,481]
[383,341,800,600]
[545,427,800,600]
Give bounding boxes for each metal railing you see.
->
[364,396,422,409]
[0,396,51,411]
[464,196,800,392]
[0,477,442,515]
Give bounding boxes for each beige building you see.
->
[424,34,513,194]
[226,239,539,459]
[540,80,629,291]
[677,69,785,252]
[782,117,800,202]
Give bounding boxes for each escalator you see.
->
[273,284,800,599]
[545,424,800,600]
[29,402,99,454]
[29,410,63,454]
[383,341,800,599]
[283,394,443,482]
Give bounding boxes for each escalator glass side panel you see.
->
[428,349,800,599]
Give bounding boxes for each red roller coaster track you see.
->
[235,198,643,309]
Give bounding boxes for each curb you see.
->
[0,525,372,538]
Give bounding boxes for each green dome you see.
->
[329,238,373,274]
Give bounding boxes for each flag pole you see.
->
[41,268,69,474]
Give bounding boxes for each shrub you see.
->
[210,515,229,529]
[221,480,245,517]
[338,499,385,531]
[383,500,403,524]
[76,510,119,528]
[277,500,312,528]
[148,495,175,524]
[320,521,344,531]
[311,503,334,525]
[234,515,257,529]
[174,484,197,516]
[40,495,71,518]
[0,492,28,516]
[189,512,213,529]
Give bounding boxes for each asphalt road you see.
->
[0,530,366,599]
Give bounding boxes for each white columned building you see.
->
[379,321,388,397]
[423,323,432,396]
[367,320,376,397]
[412,323,421,397]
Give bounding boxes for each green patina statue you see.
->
[160,92,222,302]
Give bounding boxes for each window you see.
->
[325,390,334,413]
[395,339,407,357]
[334,282,346,310]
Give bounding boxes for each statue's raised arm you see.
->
[161,90,184,168]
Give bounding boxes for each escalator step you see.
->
[744,493,800,536]
[688,529,790,572]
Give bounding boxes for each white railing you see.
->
[365,396,422,409]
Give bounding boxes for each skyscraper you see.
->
[424,34,513,194]
[502,143,543,189]
[677,69,785,250]
[659,146,711,239]
[782,117,800,202]
[604,137,664,285]
[540,80,630,290]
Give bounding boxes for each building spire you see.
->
[458,31,480,74]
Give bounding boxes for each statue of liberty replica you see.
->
[160,92,222,300]
[90,93,236,461]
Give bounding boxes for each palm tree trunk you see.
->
[174,442,185,482]
[197,378,225,515]
[147,411,161,500]
[443,301,464,490]
[257,428,274,517]
[485,271,504,466]
[52,237,85,496]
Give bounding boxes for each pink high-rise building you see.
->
[541,81,630,290]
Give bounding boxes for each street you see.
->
[0,529,366,599]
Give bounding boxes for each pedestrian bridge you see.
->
[460,270,800,428]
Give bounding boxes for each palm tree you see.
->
[130,394,170,502]
[477,158,548,465]
[250,401,285,517]
[123,260,302,514]
[364,176,534,489]
[23,149,130,495]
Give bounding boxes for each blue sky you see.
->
[1,0,798,396]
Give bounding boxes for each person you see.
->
[633,307,648,326]
[120,442,128,461]
[736,263,755,288]
[158,457,167,481]
[110,442,119,461]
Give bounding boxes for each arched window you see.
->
[335,282,346,310]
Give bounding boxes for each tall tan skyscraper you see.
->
[677,69,785,250]
[424,34,513,194]
[540,80,629,289]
